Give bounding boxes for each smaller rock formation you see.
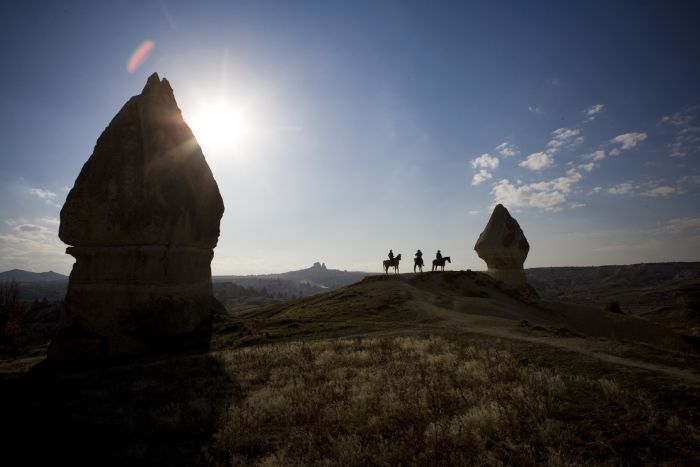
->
[474,204,530,289]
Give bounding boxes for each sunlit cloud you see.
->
[644,185,676,197]
[610,132,647,150]
[28,187,60,207]
[584,150,606,161]
[491,170,581,210]
[607,182,635,195]
[546,128,583,154]
[127,40,155,74]
[583,103,604,122]
[29,188,56,200]
[519,151,554,171]
[495,142,519,158]
[471,153,499,170]
[528,105,543,114]
[472,169,492,186]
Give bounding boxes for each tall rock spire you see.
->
[49,73,225,362]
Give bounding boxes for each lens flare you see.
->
[127,40,155,73]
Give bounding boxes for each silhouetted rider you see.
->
[436,250,443,262]
[415,249,423,264]
[388,249,394,262]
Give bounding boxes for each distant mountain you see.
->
[214,262,372,289]
[0,269,68,283]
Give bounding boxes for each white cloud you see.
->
[551,128,581,141]
[490,171,582,211]
[584,104,604,122]
[644,186,676,197]
[28,187,61,207]
[472,170,493,186]
[519,151,554,171]
[495,142,519,158]
[570,203,586,209]
[607,182,635,195]
[467,210,480,215]
[584,150,606,161]
[610,132,647,150]
[547,128,583,153]
[37,216,60,226]
[29,188,56,200]
[471,153,499,170]
[609,148,621,156]
[528,106,542,114]
[16,224,46,234]
[578,162,596,172]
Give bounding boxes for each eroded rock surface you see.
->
[49,73,225,362]
[474,204,530,289]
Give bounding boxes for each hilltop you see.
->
[225,270,692,354]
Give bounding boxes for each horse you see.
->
[432,256,451,271]
[414,256,424,273]
[383,254,402,274]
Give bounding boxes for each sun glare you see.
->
[188,101,255,157]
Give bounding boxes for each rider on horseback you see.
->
[388,249,394,262]
[436,250,443,262]
[414,249,424,273]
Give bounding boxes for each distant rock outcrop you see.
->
[48,73,225,362]
[474,204,530,289]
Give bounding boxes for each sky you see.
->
[1,0,699,275]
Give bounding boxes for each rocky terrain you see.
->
[527,262,700,337]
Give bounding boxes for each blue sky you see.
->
[1,1,699,274]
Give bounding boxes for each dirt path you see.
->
[435,307,700,384]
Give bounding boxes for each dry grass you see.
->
[202,336,700,466]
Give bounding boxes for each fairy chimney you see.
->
[48,73,225,362]
[474,204,530,288]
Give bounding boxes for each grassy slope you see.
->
[2,271,700,466]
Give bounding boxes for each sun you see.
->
[188,101,254,156]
